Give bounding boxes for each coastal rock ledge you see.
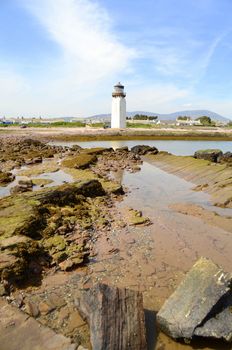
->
[157,257,232,342]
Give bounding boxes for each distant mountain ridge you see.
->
[88,110,230,122]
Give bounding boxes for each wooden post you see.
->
[76,284,147,350]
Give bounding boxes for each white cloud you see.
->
[23,0,135,86]
[127,84,190,113]
[0,0,135,117]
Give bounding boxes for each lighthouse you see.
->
[111,82,126,128]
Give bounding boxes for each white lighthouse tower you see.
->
[111,82,126,128]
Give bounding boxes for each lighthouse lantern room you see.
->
[111,82,126,128]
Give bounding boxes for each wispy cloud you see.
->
[23,0,135,83]
[1,0,232,117]
[127,84,190,112]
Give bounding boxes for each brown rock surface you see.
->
[0,299,77,350]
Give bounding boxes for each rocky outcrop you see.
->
[0,180,106,284]
[0,138,60,170]
[194,149,223,162]
[131,145,158,155]
[157,257,232,341]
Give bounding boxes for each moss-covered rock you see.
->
[0,179,106,284]
[0,171,15,185]
[194,149,223,162]
[31,178,54,186]
[124,208,151,226]
[62,154,97,169]
[81,147,111,155]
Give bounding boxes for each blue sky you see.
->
[0,0,232,118]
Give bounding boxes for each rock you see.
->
[157,257,232,340]
[10,177,33,194]
[194,292,232,342]
[33,156,42,163]
[0,299,77,350]
[0,283,8,297]
[131,145,158,155]
[18,178,33,188]
[39,301,55,315]
[218,152,232,166]
[25,301,40,318]
[76,283,147,350]
[194,149,223,162]
[0,236,34,250]
[70,145,82,152]
[124,208,151,226]
[59,256,84,271]
[115,146,129,152]
[0,179,105,284]
[0,171,15,185]
[66,311,86,333]
[62,154,97,169]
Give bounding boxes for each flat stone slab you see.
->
[0,299,77,350]
[157,257,232,339]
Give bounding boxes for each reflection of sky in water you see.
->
[50,140,232,156]
[0,170,73,198]
[121,162,232,217]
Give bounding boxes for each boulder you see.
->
[194,149,223,162]
[157,257,232,340]
[18,178,33,188]
[0,171,15,185]
[62,154,97,169]
[218,152,232,166]
[131,145,158,155]
[10,178,33,194]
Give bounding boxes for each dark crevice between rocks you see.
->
[145,309,159,350]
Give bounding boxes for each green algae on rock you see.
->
[0,180,106,284]
[61,154,97,169]
[31,178,54,186]
[0,171,15,185]
[123,208,151,226]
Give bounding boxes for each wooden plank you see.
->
[76,283,147,350]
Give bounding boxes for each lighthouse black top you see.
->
[112,82,126,98]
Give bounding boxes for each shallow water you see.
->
[50,140,232,156]
[122,161,232,217]
[90,160,232,350]
[0,168,73,198]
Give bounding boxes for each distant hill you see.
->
[88,110,230,123]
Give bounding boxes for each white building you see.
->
[111,82,126,128]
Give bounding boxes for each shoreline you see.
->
[1,126,232,141]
